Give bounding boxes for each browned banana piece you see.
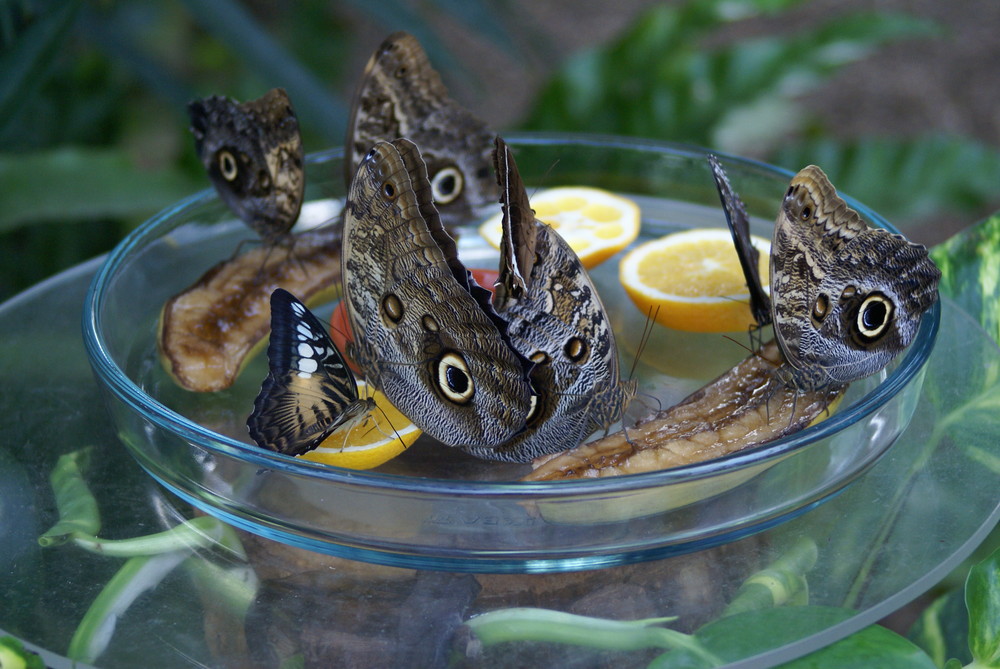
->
[159,226,342,392]
[525,341,845,480]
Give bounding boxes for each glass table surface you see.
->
[1,258,997,668]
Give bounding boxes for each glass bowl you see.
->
[82,133,939,573]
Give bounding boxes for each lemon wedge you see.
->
[619,228,771,333]
[479,186,640,269]
[301,381,421,470]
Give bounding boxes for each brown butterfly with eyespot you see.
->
[462,137,636,462]
[710,156,940,390]
[188,88,304,246]
[345,32,497,228]
[341,137,534,451]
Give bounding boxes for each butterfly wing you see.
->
[188,88,304,245]
[344,32,496,226]
[492,137,538,308]
[473,137,635,462]
[342,138,532,449]
[708,154,771,327]
[248,289,368,456]
[771,166,940,389]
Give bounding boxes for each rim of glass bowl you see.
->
[82,131,940,497]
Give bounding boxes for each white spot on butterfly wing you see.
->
[296,323,313,338]
[297,342,313,358]
[297,357,318,376]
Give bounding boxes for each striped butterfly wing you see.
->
[248,288,371,456]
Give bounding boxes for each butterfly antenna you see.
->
[527,159,562,200]
[378,401,407,445]
[326,320,352,342]
[722,333,756,357]
[360,380,407,445]
[326,297,353,342]
[627,305,658,382]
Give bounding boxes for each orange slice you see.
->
[479,186,640,269]
[301,381,422,470]
[619,228,771,333]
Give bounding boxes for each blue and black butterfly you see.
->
[248,288,373,456]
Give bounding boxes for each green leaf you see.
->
[0,636,45,669]
[660,607,852,666]
[780,625,939,669]
[907,587,973,667]
[715,0,811,19]
[932,212,1000,346]
[520,2,755,139]
[38,448,99,547]
[0,147,202,231]
[652,607,935,668]
[966,546,1000,667]
[774,137,1000,225]
[66,551,190,664]
[70,515,229,557]
[0,1,82,129]
[183,551,258,620]
[465,608,708,657]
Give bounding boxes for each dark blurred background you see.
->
[1,0,998,301]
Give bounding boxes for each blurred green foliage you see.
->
[1,0,999,302]
[523,0,937,150]
[522,0,1000,227]
[0,0,518,299]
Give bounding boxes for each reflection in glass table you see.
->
[1,255,997,667]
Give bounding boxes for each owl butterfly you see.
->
[342,138,533,450]
[188,88,304,246]
[469,137,636,462]
[709,156,941,390]
[248,288,373,456]
[345,31,496,227]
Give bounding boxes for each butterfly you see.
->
[345,31,497,227]
[247,288,374,456]
[188,88,305,246]
[341,138,534,451]
[458,137,635,462]
[709,156,941,390]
